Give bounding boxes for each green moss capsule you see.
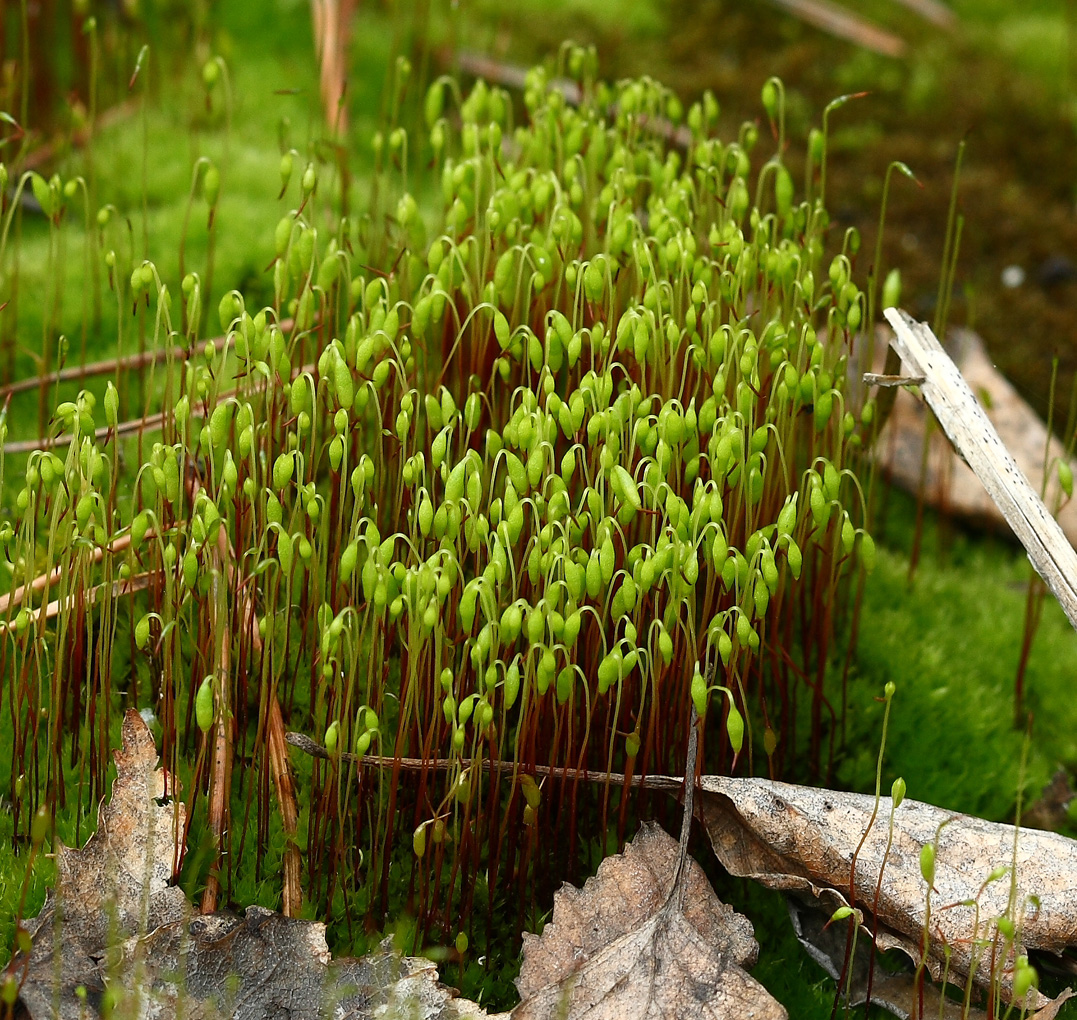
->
[726,703,744,753]
[690,665,708,719]
[195,677,214,733]
[919,843,935,887]
[135,614,152,650]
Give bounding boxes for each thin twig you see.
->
[766,0,906,57]
[2,320,294,456]
[285,729,687,792]
[0,342,190,399]
[0,531,143,615]
[0,570,157,632]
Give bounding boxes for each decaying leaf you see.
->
[515,719,787,1020]
[514,823,785,1020]
[4,711,501,1020]
[109,917,503,1020]
[11,709,188,1020]
[690,776,1077,1014]
[785,890,985,1020]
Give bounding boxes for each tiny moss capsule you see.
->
[919,843,936,887]
[195,677,214,733]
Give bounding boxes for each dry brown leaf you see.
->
[785,890,984,1020]
[514,822,786,1020]
[5,711,501,1020]
[109,918,504,1020]
[11,709,187,1020]
[687,776,1077,1014]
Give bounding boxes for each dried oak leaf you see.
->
[109,915,505,1020]
[11,709,187,1020]
[514,821,786,1020]
[689,776,1076,1015]
[6,711,501,1020]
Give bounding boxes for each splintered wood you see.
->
[882,308,1077,630]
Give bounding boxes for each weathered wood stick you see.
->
[882,307,1077,630]
[767,0,906,57]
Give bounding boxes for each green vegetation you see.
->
[2,3,1077,1017]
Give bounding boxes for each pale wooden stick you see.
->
[285,730,686,792]
[0,570,158,632]
[0,532,142,615]
[3,320,294,456]
[0,343,189,399]
[767,0,906,57]
[883,307,1077,629]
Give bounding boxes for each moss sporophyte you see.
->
[1,53,877,981]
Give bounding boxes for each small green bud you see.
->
[104,382,119,429]
[135,614,152,650]
[611,464,641,512]
[919,843,936,887]
[860,532,876,572]
[726,703,744,753]
[658,627,673,666]
[31,805,51,847]
[761,79,779,120]
[891,777,906,808]
[209,401,233,448]
[324,720,339,754]
[340,541,359,583]
[1059,459,1074,499]
[881,267,902,310]
[182,549,199,589]
[690,665,708,719]
[131,510,151,549]
[195,677,214,732]
[273,452,294,490]
[277,532,294,575]
[1013,958,1038,1000]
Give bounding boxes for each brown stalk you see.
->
[309,0,356,134]
[186,469,302,916]
[200,542,233,914]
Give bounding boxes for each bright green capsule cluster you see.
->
[0,51,875,949]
